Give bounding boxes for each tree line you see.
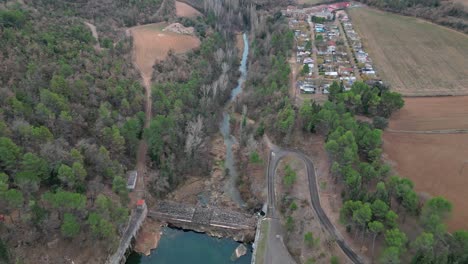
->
[298,80,468,263]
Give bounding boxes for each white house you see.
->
[126,171,138,190]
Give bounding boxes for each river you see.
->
[126,227,252,264]
[220,32,249,207]
[126,33,251,264]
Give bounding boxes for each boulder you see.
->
[231,244,247,261]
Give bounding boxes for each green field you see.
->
[348,7,468,96]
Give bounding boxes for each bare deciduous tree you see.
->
[184,115,204,157]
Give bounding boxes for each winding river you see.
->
[220,32,249,207]
[126,33,251,264]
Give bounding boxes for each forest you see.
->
[0,0,155,262]
[355,0,468,33]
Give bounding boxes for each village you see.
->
[283,2,380,102]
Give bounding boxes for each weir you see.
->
[148,200,257,231]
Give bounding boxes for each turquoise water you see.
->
[126,227,252,264]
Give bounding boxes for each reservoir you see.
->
[126,227,252,264]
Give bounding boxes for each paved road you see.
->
[267,143,364,264]
[263,150,296,264]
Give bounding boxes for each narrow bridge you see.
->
[148,201,257,231]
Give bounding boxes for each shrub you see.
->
[286,216,295,231]
[290,201,298,211]
[249,151,263,164]
[373,116,389,129]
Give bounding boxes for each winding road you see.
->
[265,142,364,264]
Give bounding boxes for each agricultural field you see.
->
[348,7,468,96]
[383,97,468,231]
[453,0,468,6]
[131,23,200,81]
[175,1,202,18]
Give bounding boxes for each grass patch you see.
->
[249,151,263,164]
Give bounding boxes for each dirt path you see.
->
[175,1,202,17]
[84,22,102,51]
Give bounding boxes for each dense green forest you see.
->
[0,0,159,262]
[356,0,468,33]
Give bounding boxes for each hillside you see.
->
[0,1,157,263]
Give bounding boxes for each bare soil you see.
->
[383,96,468,231]
[84,22,102,51]
[131,23,200,83]
[388,96,468,131]
[235,33,244,59]
[453,0,468,6]
[348,7,468,96]
[175,1,202,18]
[134,219,162,256]
[167,135,241,211]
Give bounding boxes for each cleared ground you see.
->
[383,97,468,231]
[453,0,468,6]
[297,0,330,4]
[348,7,468,96]
[175,1,202,18]
[131,23,200,82]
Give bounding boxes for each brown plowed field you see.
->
[383,97,468,231]
[453,0,468,6]
[131,23,200,81]
[175,1,202,18]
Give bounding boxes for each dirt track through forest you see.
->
[175,1,201,17]
[129,23,200,203]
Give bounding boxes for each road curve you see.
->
[269,144,364,264]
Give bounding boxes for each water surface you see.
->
[126,228,252,264]
[220,32,249,207]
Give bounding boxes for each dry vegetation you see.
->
[175,1,202,17]
[131,23,200,81]
[383,97,468,231]
[296,0,325,5]
[348,7,468,96]
[452,0,468,7]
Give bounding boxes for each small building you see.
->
[136,199,146,211]
[303,57,314,64]
[126,170,138,190]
